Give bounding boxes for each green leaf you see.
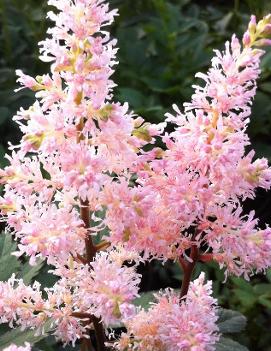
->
[215,337,249,351]
[217,309,247,334]
[0,233,20,281]
[35,264,59,289]
[258,295,271,309]
[0,107,9,125]
[253,283,271,296]
[253,142,271,161]
[0,232,44,285]
[234,289,257,308]
[0,144,8,168]
[266,268,271,283]
[18,259,44,285]
[133,291,156,310]
[0,319,53,349]
[117,88,146,108]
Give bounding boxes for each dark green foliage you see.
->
[0,321,52,350]
[0,0,49,155]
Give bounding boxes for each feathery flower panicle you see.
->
[76,248,141,325]
[201,205,271,279]
[0,247,141,345]
[0,0,147,345]
[100,178,193,259]
[0,0,149,265]
[0,274,89,345]
[129,14,271,277]
[116,274,219,351]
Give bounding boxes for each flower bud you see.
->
[248,15,257,34]
[242,30,251,46]
[23,133,45,150]
[132,127,152,142]
[254,38,271,47]
[259,23,271,36]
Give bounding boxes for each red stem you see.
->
[81,338,95,351]
[80,199,96,262]
[198,253,213,263]
[179,245,199,300]
[80,199,106,351]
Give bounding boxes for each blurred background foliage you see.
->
[1,0,271,350]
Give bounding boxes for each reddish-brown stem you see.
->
[80,199,97,262]
[179,245,199,300]
[93,317,106,351]
[198,253,213,263]
[95,241,110,251]
[80,199,106,351]
[81,337,95,351]
[75,253,88,264]
[76,101,106,351]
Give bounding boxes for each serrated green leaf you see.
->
[18,259,44,285]
[217,309,247,334]
[215,337,249,351]
[0,233,20,281]
[0,232,16,256]
[0,319,53,349]
[35,264,59,289]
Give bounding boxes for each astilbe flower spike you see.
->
[102,13,271,279]
[0,1,271,350]
[116,273,219,351]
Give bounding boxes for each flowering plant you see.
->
[1,1,271,350]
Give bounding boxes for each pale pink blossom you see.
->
[116,273,219,351]
[201,205,271,279]
[76,249,141,325]
[3,343,31,351]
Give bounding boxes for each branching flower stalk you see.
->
[1,1,271,350]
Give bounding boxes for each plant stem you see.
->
[80,199,106,351]
[179,245,199,300]
[80,199,96,262]
[81,337,95,351]
[93,317,107,351]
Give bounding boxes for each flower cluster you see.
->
[100,14,271,278]
[3,344,31,351]
[0,248,140,345]
[0,0,271,350]
[116,274,219,351]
